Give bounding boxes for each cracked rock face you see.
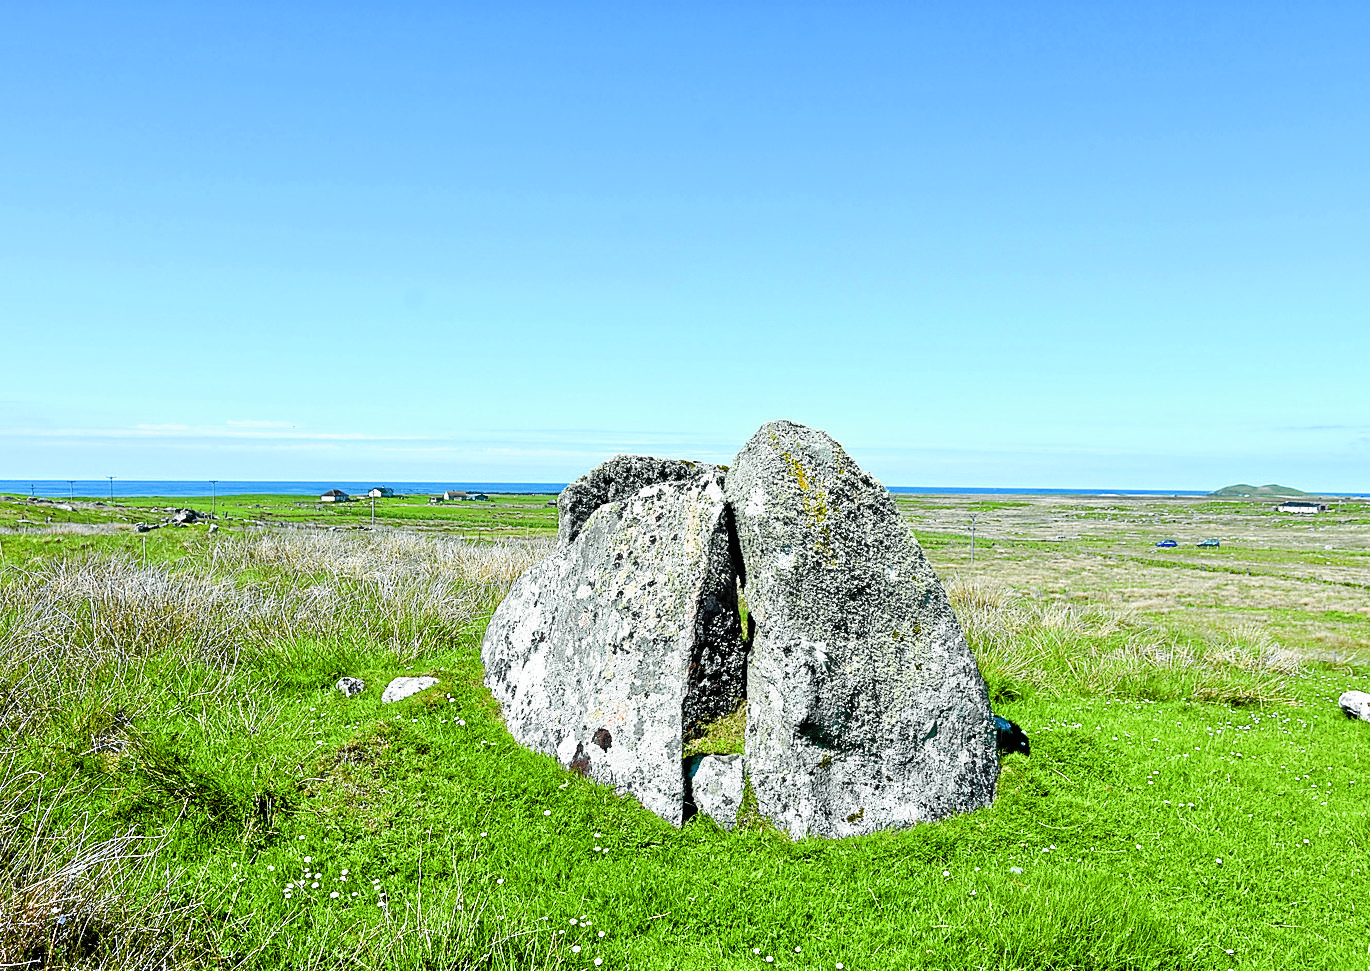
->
[725,420,998,838]
[482,467,743,825]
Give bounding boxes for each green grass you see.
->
[0,491,560,539]
[3,520,1369,969]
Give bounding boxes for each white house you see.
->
[1275,500,1327,514]
[368,487,394,498]
[444,490,468,501]
[320,489,350,503]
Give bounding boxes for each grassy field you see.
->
[1,493,1367,969]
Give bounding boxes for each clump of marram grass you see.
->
[946,576,1300,706]
[0,765,209,971]
[0,532,549,742]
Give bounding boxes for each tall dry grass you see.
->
[947,576,1301,705]
[0,530,551,970]
[0,531,549,741]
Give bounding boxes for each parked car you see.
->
[1155,540,1178,548]
[1197,539,1221,548]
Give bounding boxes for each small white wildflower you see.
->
[543,810,552,816]
[572,945,581,954]
[312,882,319,888]
[497,878,504,885]
[598,930,605,938]
[331,891,340,899]
[594,961,602,968]
[267,865,275,871]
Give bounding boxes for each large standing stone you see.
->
[482,469,743,825]
[725,420,998,838]
[557,455,720,546]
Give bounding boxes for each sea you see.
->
[0,479,1231,500]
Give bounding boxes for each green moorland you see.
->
[1,491,1368,970]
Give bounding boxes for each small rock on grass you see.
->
[382,676,438,703]
[1338,690,1370,722]
[337,676,365,697]
[687,754,744,829]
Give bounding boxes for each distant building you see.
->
[320,489,349,503]
[444,490,468,501]
[468,493,490,502]
[428,495,445,505]
[1275,501,1327,514]
[368,487,394,498]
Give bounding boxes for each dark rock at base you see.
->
[994,715,1030,756]
[556,455,721,546]
[724,420,998,838]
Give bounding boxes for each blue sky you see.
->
[3,3,1367,490]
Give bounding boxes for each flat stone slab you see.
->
[483,470,742,826]
[382,676,438,704]
[725,420,998,838]
[688,753,743,829]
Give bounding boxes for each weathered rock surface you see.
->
[483,469,743,825]
[337,676,365,697]
[382,676,437,704]
[725,420,998,838]
[1339,690,1370,722]
[557,455,720,546]
[687,753,744,829]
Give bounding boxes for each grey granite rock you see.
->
[557,455,720,546]
[1339,690,1370,722]
[336,676,365,697]
[483,469,743,825]
[382,676,438,704]
[725,420,998,838]
[687,754,744,829]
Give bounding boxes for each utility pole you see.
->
[371,496,376,526]
[210,480,218,520]
[68,480,74,499]
[970,514,976,565]
[108,476,115,500]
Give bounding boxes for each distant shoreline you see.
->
[4,479,1363,500]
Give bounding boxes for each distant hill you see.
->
[1209,483,1311,498]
